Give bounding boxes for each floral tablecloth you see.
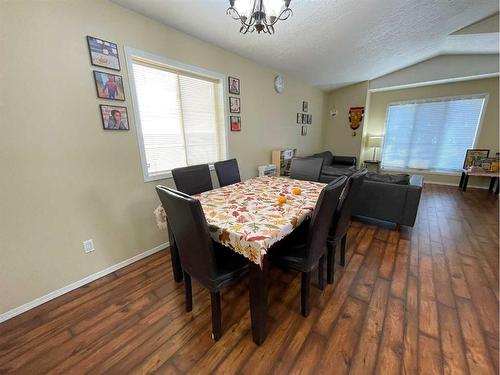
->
[154,176,326,266]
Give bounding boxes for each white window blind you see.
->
[381,95,486,172]
[131,59,226,180]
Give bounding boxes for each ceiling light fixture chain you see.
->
[227,0,292,34]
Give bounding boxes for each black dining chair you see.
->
[171,164,213,196]
[290,157,324,182]
[327,169,367,284]
[155,186,248,341]
[214,158,241,187]
[168,163,214,281]
[268,176,347,317]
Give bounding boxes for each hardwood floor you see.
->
[0,184,498,374]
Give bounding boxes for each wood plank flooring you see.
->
[0,184,498,374]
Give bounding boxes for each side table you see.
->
[364,160,381,173]
[459,168,499,193]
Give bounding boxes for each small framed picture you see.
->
[100,105,129,130]
[297,113,302,124]
[463,149,490,169]
[93,71,125,101]
[304,114,309,124]
[228,76,240,95]
[308,114,312,124]
[229,97,240,113]
[301,125,307,136]
[303,101,308,112]
[230,116,241,131]
[87,36,120,71]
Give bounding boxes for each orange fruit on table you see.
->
[292,187,302,195]
[277,196,287,205]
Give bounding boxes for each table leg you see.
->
[249,258,269,345]
[167,222,183,282]
[459,172,465,188]
[489,177,496,192]
[462,174,469,192]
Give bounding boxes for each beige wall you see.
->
[365,77,499,185]
[323,81,368,161]
[0,0,327,315]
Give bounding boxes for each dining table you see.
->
[154,175,326,344]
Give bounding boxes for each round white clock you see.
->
[274,74,285,93]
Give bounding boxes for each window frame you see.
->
[380,93,489,174]
[125,46,229,182]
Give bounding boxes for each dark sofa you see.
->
[352,174,424,227]
[310,151,357,183]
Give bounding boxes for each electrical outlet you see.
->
[83,239,95,253]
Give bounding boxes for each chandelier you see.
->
[227,0,292,34]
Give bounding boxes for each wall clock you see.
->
[274,74,285,94]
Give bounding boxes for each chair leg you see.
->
[318,255,325,291]
[340,234,347,266]
[327,242,336,284]
[301,272,311,317]
[210,291,222,341]
[184,272,192,312]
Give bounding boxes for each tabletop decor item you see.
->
[87,36,120,71]
[228,76,240,95]
[93,71,125,101]
[227,0,293,34]
[349,106,364,130]
[463,149,490,169]
[99,105,129,130]
[230,115,241,131]
[367,135,384,161]
[229,96,241,113]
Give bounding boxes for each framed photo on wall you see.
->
[93,71,125,101]
[308,114,312,124]
[297,113,302,124]
[87,36,120,71]
[230,116,241,131]
[228,76,240,95]
[229,97,241,113]
[303,101,308,112]
[100,105,129,130]
[301,125,307,136]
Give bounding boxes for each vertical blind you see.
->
[132,60,224,177]
[381,95,486,171]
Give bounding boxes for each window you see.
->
[126,48,227,181]
[381,95,487,172]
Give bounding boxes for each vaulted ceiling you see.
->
[112,0,499,90]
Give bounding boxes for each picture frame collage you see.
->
[228,76,241,131]
[297,101,311,136]
[87,35,129,131]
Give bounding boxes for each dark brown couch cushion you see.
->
[312,151,334,166]
[365,172,410,185]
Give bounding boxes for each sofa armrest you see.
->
[332,155,357,166]
[402,175,424,226]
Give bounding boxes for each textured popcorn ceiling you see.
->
[113,0,499,90]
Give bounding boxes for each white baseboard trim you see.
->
[0,242,169,324]
[424,180,489,189]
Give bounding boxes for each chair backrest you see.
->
[290,157,324,182]
[155,186,216,284]
[171,164,213,196]
[214,158,241,187]
[330,168,368,241]
[305,176,347,267]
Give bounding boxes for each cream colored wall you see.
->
[323,81,368,162]
[0,0,327,315]
[365,77,499,185]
